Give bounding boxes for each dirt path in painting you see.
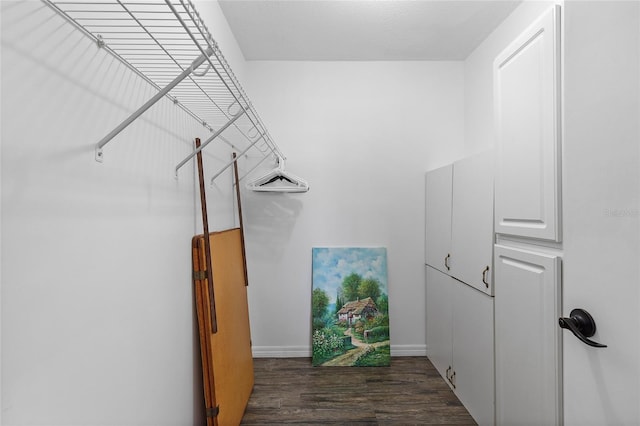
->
[321,328,388,366]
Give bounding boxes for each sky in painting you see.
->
[312,247,388,304]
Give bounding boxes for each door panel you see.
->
[494,6,561,241]
[494,244,561,426]
[425,265,453,381]
[451,151,495,295]
[425,164,453,272]
[452,282,495,426]
[562,2,640,424]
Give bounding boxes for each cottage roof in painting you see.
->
[337,297,378,316]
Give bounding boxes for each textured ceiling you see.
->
[219,0,522,61]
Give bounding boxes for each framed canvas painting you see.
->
[311,247,390,366]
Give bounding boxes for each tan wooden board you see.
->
[193,228,254,426]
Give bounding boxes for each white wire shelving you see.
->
[43,0,285,181]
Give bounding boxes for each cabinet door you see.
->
[425,265,453,382]
[425,164,453,272]
[494,244,561,426]
[494,6,561,241]
[451,151,494,294]
[452,281,495,426]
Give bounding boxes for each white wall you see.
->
[464,0,559,156]
[242,61,464,356]
[1,1,243,425]
[562,2,640,424]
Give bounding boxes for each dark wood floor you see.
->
[241,357,477,425]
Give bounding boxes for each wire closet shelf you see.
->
[44,0,285,182]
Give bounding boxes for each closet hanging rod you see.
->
[44,0,285,167]
[175,106,248,177]
[238,154,273,184]
[208,133,268,185]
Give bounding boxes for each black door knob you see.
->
[559,308,607,348]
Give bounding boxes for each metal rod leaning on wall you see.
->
[195,138,218,333]
[232,153,249,286]
[94,47,214,162]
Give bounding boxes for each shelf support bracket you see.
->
[174,107,248,177]
[94,47,214,162]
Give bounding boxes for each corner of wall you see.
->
[0,42,3,422]
[191,0,253,231]
[193,0,247,83]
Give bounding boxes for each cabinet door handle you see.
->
[444,253,451,271]
[482,266,489,288]
[445,366,456,388]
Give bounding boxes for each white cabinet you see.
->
[425,164,452,272]
[452,281,495,426]
[450,151,495,295]
[425,265,452,380]
[426,265,495,426]
[494,6,561,242]
[494,244,562,426]
[425,152,496,425]
[425,153,494,295]
[492,7,563,426]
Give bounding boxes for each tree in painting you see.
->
[311,288,330,330]
[341,272,361,302]
[358,277,382,301]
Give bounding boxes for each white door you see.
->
[452,282,494,426]
[494,244,562,426]
[450,151,495,295]
[425,164,453,272]
[494,5,561,242]
[562,2,640,424]
[425,265,452,382]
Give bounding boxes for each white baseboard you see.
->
[391,344,428,357]
[252,346,311,358]
[251,344,427,358]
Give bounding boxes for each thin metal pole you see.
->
[174,108,247,176]
[208,133,265,184]
[95,47,214,161]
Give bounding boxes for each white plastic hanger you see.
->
[245,155,309,193]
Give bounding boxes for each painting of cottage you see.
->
[337,297,380,325]
[311,247,390,367]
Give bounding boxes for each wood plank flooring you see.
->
[240,357,477,425]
